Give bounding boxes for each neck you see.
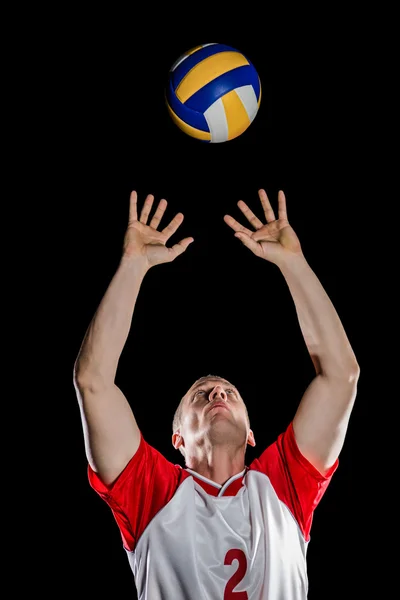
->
[185,441,246,486]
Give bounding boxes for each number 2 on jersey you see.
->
[224,549,248,599]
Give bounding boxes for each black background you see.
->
[65,12,377,600]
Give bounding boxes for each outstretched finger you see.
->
[277,190,288,221]
[167,237,195,261]
[258,189,276,222]
[149,198,168,229]
[234,231,263,257]
[223,214,253,236]
[237,200,264,230]
[128,191,138,224]
[161,212,185,240]
[139,194,155,224]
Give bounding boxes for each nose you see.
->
[209,386,227,402]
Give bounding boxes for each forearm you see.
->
[74,255,148,386]
[278,254,359,379]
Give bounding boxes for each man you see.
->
[73,189,359,599]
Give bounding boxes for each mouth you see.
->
[208,402,229,412]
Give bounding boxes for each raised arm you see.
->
[224,189,360,474]
[73,191,194,485]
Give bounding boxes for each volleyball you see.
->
[165,43,261,143]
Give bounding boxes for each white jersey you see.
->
[88,422,337,599]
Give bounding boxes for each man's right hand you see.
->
[122,191,194,268]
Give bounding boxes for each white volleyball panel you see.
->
[170,43,218,71]
[204,98,229,143]
[235,84,259,121]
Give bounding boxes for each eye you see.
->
[226,389,235,394]
[194,390,206,396]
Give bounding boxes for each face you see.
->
[172,376,255,454]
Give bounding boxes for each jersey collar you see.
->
[184,467,248,497]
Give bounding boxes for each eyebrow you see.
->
[191,381,238,395]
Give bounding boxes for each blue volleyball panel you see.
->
[166,82,209,132]
[184,65,261,112]
[171,43,241,89]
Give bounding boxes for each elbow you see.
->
[73,359,101,392]
[73,358,86,388]
[322,357,360,383]
[73,356,114,394]
[337,360,360,384]
[337,362,360,391]
[348,359,360,382]
[314,351,360,382]
[73,369,107,397]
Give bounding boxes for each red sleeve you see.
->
[87,431,190,551]
[249,421,338,541]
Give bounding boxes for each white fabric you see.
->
[127,469,308,599]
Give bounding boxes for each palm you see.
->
[124,221,172,265]
[223,189,302,264]
[254,219,301,258]
[123,192,194,268]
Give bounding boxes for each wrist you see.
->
[119,253,149,277]
[276,251,308,275]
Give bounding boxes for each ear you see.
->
[172,430,184,450]
[247,429,256,447]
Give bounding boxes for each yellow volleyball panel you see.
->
[222,89,251,141]
[166,102,211,141]
[186,45,205,56]
[176,51,249,103]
